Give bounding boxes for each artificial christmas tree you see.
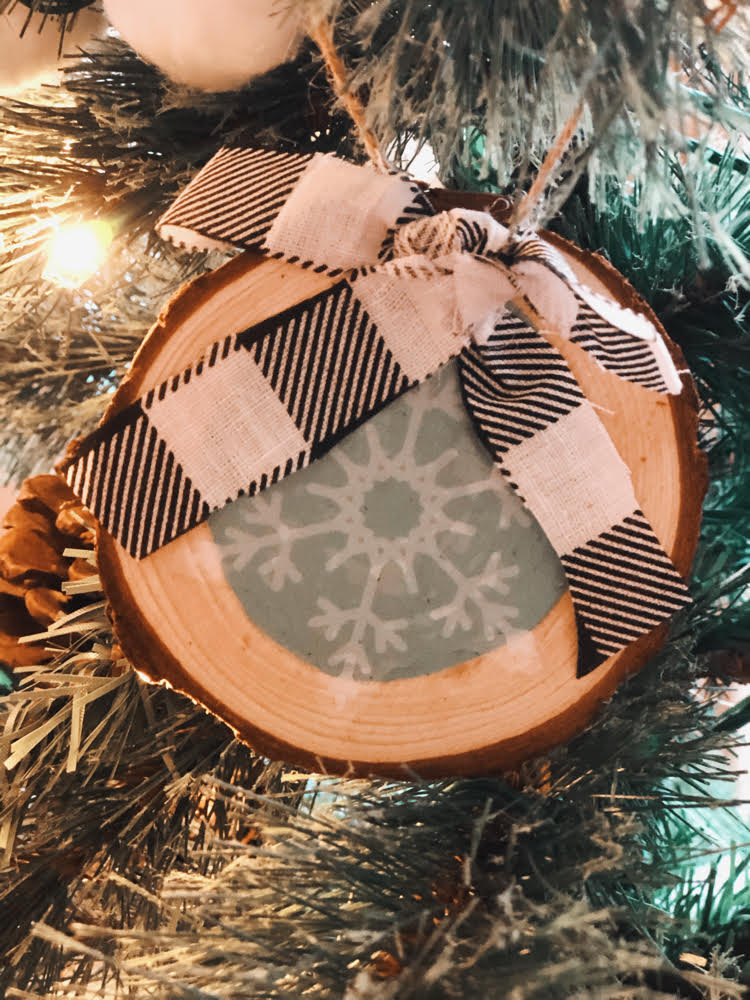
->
[1,1,749,996]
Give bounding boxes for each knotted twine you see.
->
[61,145,691,676]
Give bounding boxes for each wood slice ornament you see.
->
[83,210,704,777]
[60,150,705,776]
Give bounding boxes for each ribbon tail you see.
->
[509,234,684,394]
[157,142,436,273]
[60,280,417,557]
[572,606,607,677]
[568,292,683,395]
[62,262,487,558]
[157,144,315,254]
[559,509,691,676]
[60,242,476,559]
[458,311,690,678]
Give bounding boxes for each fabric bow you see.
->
[61,144,690,677]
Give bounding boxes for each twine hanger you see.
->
[310,15,585,230]
[510,100,585,233]
[309,17,391,174]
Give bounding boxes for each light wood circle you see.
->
[97,239,705,776]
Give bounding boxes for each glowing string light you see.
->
[44,220,113,287]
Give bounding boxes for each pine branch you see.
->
[327,0,750,208]
[1,6,750,996]
[0,36,360,477]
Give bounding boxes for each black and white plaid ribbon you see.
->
[61,145,690,676]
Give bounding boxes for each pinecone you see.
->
[0,474,97,672]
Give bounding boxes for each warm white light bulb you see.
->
[44,221,112,287]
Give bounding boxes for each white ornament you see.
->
[0,5,104,94]
[103,0,304,92]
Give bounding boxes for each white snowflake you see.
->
[221,490,320,591]
[429,551,520,642]
[217,369,527,680]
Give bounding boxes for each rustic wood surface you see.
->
[95,225,706,777]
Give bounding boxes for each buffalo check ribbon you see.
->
[61,144,691,677]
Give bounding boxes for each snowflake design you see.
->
[217,368,529,681]
[222,490,318,591]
